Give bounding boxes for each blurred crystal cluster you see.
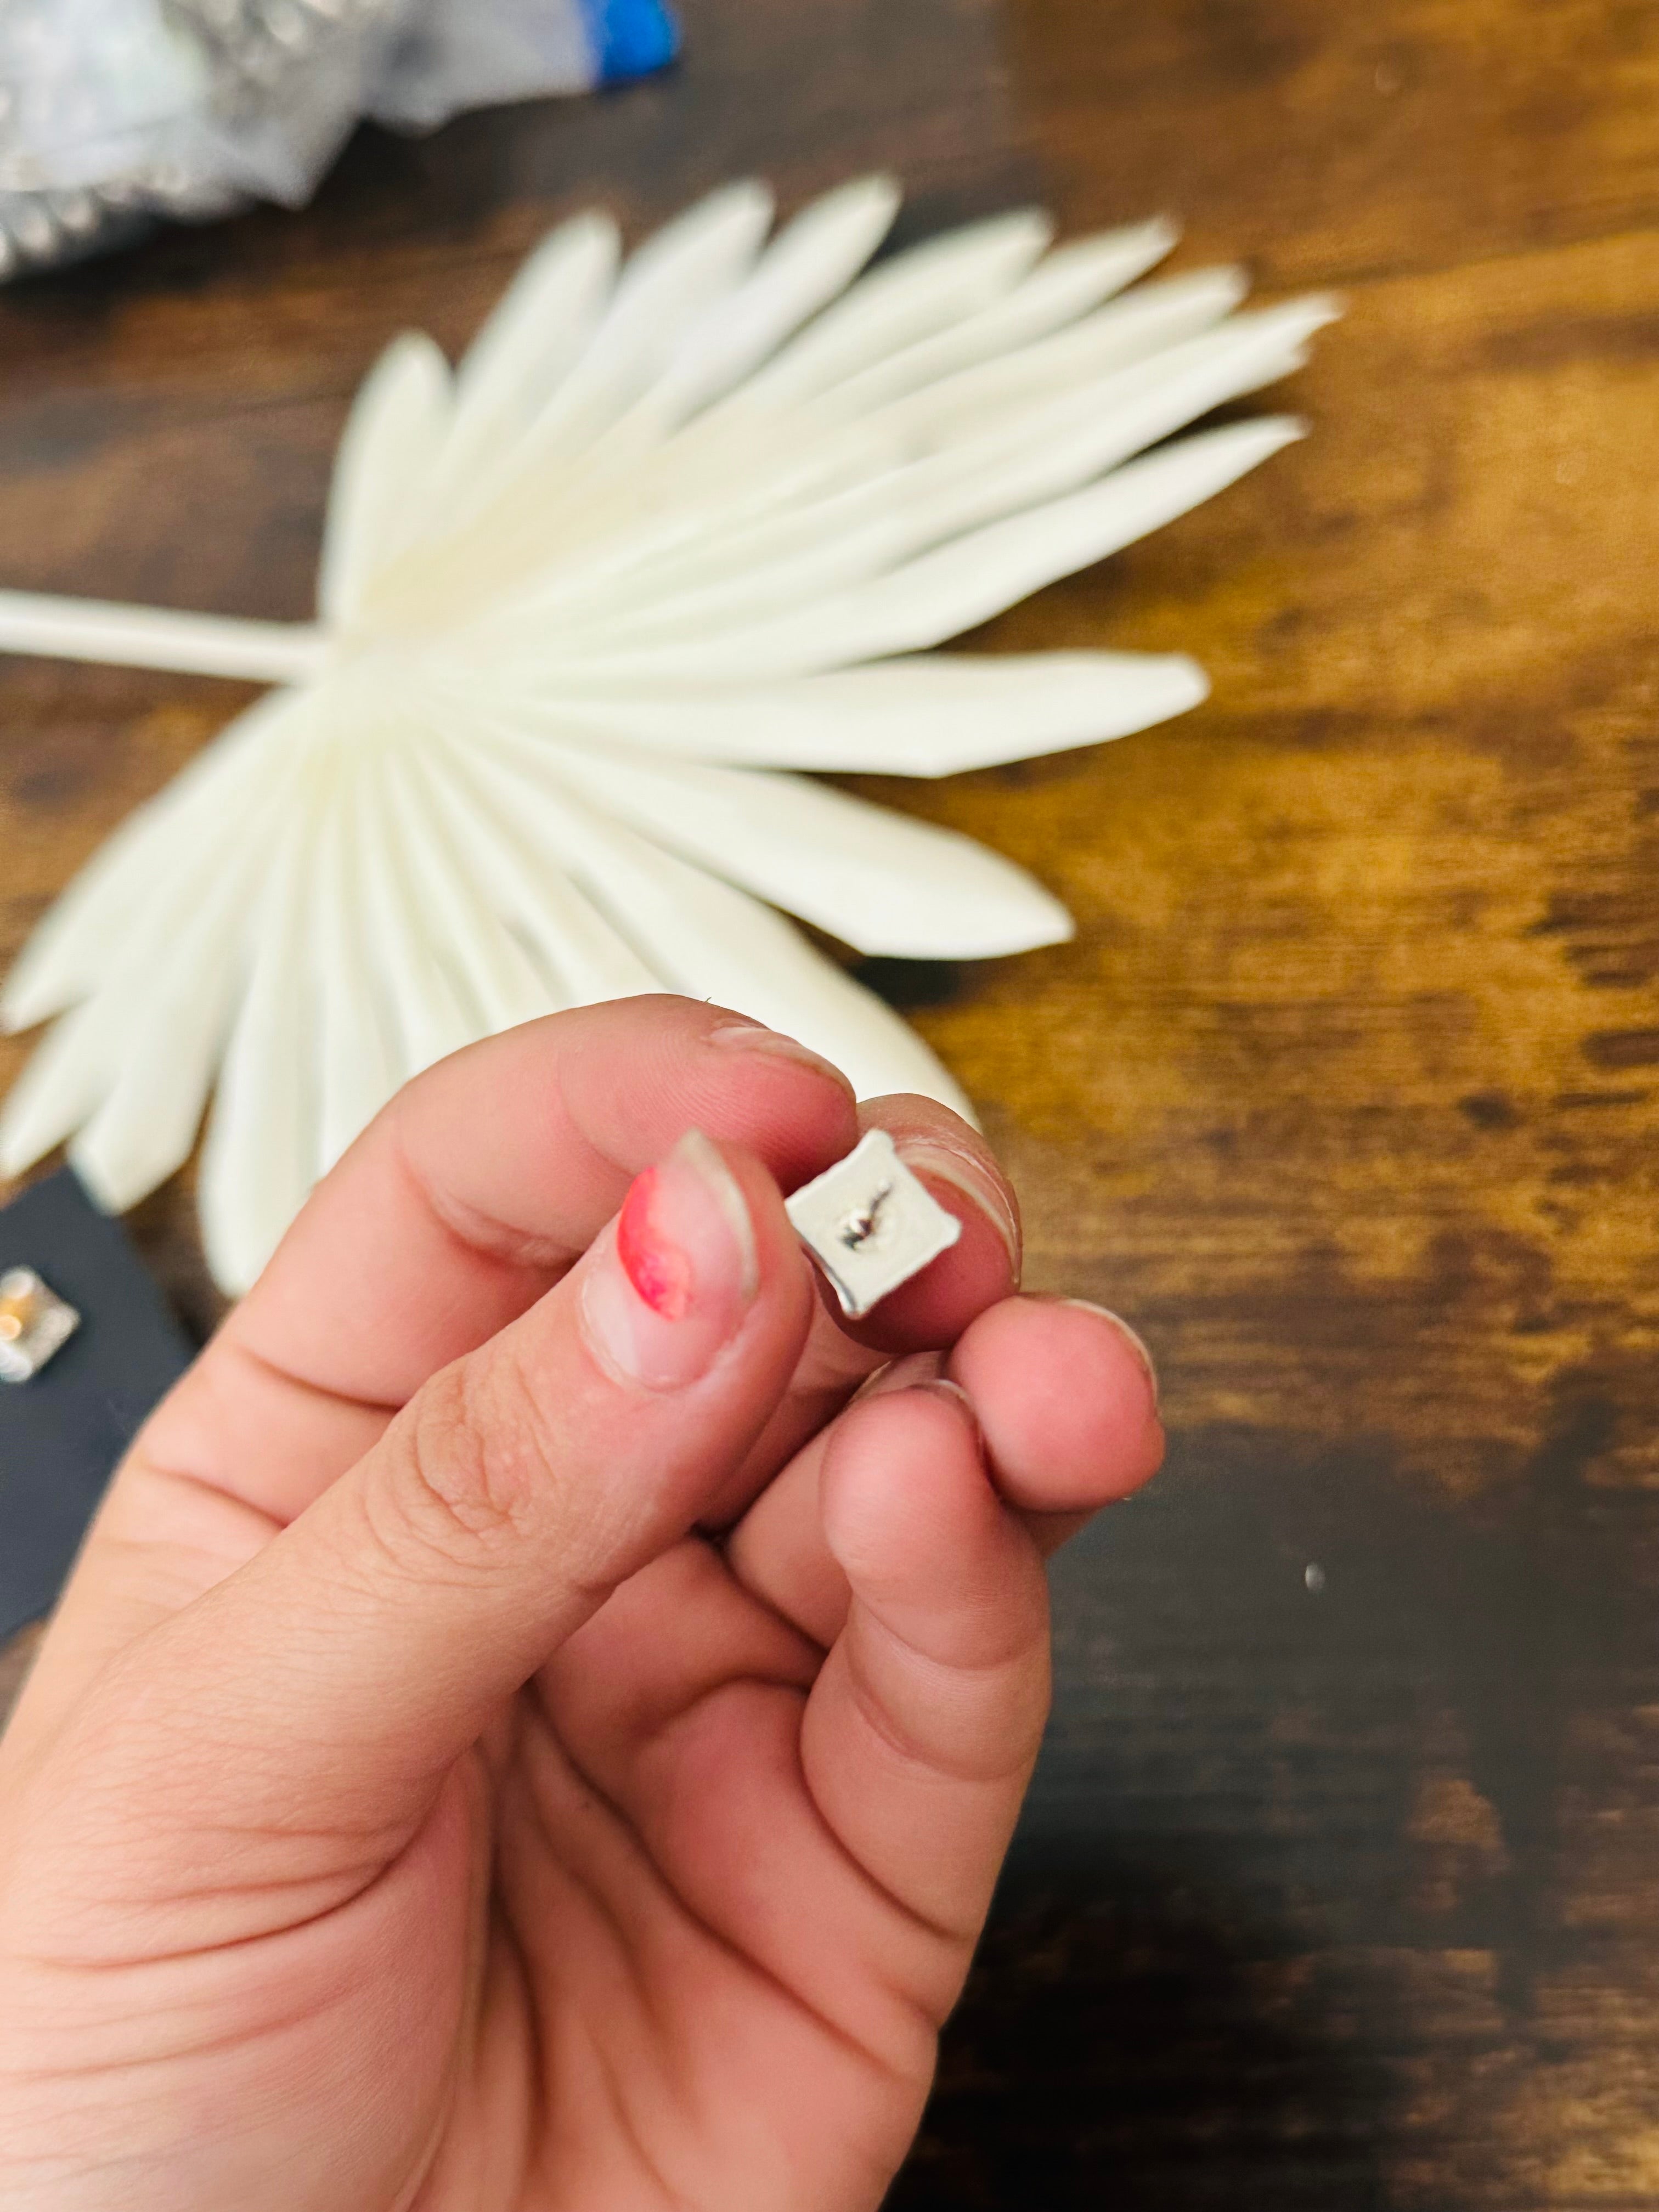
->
[0,0,678,278]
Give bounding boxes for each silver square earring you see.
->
[785,1130,962,1319]
[0,1267,81,1383]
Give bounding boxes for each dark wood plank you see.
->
[882,8,1659,2203]
[4,0,1659,2202]
[1012,0,1659,288]
[921,215,1659,1495]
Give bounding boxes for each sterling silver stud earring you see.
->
[0,1266,81,1383]
[786,1130,961,1319]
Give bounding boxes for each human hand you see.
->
[0,996,1163,2211]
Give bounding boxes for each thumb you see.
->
[83,1133,812,1864]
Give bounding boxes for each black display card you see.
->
[0,1170,195,1644]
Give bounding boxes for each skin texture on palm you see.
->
[0,998,1163,2212]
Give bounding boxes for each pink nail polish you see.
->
[582,1130,759,1390]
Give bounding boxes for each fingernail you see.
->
[1062,1300,1160,1409]
[912,1375,985,1449]
[707,1022,855,1096]
[894,1137,1022,1280]
[582,1130,759,1391]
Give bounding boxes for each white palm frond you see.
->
[0,176,1335,1291]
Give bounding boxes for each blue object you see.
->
[586,0,680,83]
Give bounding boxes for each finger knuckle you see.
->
[376,1352,557,1573]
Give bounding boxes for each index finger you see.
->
[230,996,858,1402]
[145,997,859,1524]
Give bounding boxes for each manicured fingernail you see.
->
[894,1137,1022,1280]
[582,1130,759,1390]
[707,1022,855,1095]
[1062,1300,1160,1409]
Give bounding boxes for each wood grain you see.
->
[3,0,1658,2202]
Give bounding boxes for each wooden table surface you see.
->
[3,1,1658,2202]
